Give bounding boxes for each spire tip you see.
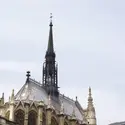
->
[50,13,53,26]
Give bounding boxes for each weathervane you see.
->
[50,13,53,22]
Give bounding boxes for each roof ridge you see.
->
[75,100,84,114]
[29,78,42,87]
[60,94,75,103]
[15,82,27,99]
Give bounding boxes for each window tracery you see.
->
[64,121,68,125]
[14,109,24,125]
[5,111,10,120]
[43,113,46,125]
[51,117,58,125]
[28,111,37,125]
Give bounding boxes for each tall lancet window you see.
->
[64,122,68,125]
[43,113,46,125]
[51,117,58,125]
[28,111,37,125]
[14,109,24,125]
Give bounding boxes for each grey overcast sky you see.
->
[0,0,125,125]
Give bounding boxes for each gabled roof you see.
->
[15,78,83,121]
[109,122,125,125]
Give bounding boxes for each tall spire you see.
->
[87,87,94,110]
[87,87,96,125]
[46,13,55,56]
[42,14,59,98]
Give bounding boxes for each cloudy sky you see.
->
[0,0,125,125]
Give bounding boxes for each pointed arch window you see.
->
[51,117,58,125]
[43,113,46,125]
[5,111,10,120]
[14,109,24,125]
[28,111,37,125]
[64,121,68,125]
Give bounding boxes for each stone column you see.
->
[37,101,44,125]
[9,103,15,121]
[70,110,77,125]
[70,119,77,125]
[46,108,52,125]
[58,114,65,125]
[24,102,30,125]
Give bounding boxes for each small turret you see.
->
[10,89,14,104]
[9,89,15,121]
[88,87,93,109]
[87,87,96,125]
[0,93,4,105]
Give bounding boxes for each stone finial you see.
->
[89,87,91,97]
[26,71,31,82]
[10,89,15,103]
[26,71,30,78]
[88,87,93,108]
[2,93,4,98]
[0,93,4,105]
[11,89,14,98]
[76,96,78,101]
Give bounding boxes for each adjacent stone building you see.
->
[0,19,97,125]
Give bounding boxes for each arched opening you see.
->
[51,117,58,125]
[43,113,46,125]
[64,121,68,125]
[5,111,10,120]
[28,111,37,125]
[14,109,24,125]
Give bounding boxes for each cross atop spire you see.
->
[43,15,59,97]
[46,13,55,56]
[26,71,30,78]
[50,13,53,25]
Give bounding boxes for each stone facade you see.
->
[0,86,96,125]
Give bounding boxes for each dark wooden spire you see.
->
[46,13,55,58]
[47,21,54,53]
[42,15,59,98]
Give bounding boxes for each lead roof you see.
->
[15,78,84,121]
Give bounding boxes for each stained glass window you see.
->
[51,117,58,125]
[28,111,37,125]
[15,109,24,125]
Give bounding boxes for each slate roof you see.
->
[109,122,125,125]
[15,78,84,121]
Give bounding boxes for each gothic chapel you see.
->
[0,19,97,125]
